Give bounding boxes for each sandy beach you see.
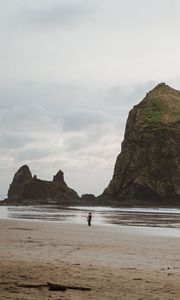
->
[0,219,180,299]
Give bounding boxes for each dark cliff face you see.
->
[4,167,80,205]
[8,165,32,199]
[102,83,180,206]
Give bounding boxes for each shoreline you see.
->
[1,205,180,229]
[0,219,180,299]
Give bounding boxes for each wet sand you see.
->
[0,219,180,299]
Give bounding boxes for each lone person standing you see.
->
[87,212,92,226]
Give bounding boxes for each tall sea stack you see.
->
[102,83,180,206]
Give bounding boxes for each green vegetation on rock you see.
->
[140,98,165,125]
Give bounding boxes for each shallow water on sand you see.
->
[1,205,180,229]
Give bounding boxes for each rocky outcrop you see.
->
[100,83,180,206]
[2,166,80,205]
[8,165,32,200]
[53,170,66,185]
[81,194,96,204]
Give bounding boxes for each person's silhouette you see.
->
[87,212,92,226]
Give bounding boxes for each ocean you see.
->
[1,205,180,228]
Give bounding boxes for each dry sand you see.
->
[0,219,180,299]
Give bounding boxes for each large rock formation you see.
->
[2,165,80,205]
[101,83,180,206]
[8,165,33,200]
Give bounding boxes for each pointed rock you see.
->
[8,165,32,200]
[53,170,67,187]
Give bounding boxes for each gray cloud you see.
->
[15,147,50,161]
[61,109,110,132]
[63,136,86,152]
[17,0,94,30]
[0,132,34,149]
[0,104,57,133]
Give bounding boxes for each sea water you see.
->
[1,205,180,229]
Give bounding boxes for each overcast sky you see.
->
[1,0,180,198]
